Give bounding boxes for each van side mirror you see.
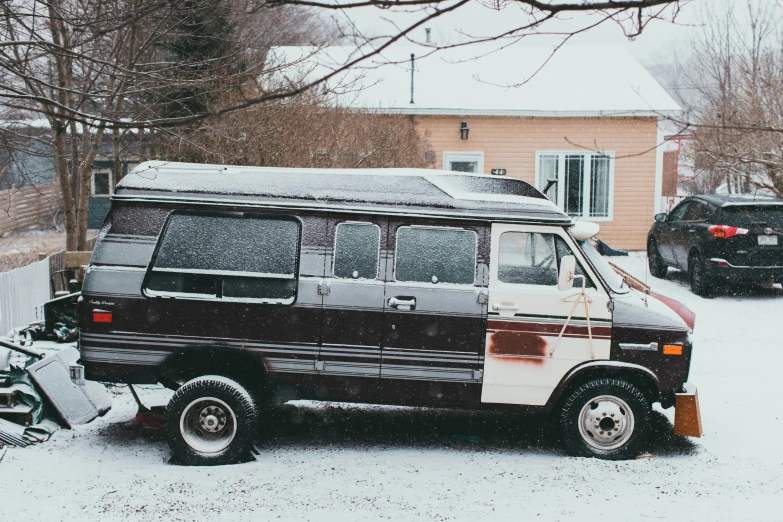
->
[558,255,576,291]
[655,213,667,223]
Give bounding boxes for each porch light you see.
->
[460,121,469,140]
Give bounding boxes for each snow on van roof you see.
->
[269,44,681,117]
[116,161,570,223]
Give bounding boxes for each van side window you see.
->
[498,232,558,285]
[333,222,380,279]
[145,213,300,303]
[395,227,477,284]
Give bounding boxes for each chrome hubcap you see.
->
[180,397,236,453]
[578,395,635,451]
[199,405,227,433]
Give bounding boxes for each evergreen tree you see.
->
[155,0,246,119]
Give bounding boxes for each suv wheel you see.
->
[165,375,258,466]
[559,378,651,460]
[647,240,668,278]
[689,253,713,297]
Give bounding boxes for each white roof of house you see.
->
[271,44,680,117]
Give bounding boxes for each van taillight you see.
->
[93,312,112,323]
[708,224,749,239]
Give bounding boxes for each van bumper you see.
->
[673,382,702,437]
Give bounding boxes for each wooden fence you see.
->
[0,182,62,234]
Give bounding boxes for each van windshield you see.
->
[578,240,629,294]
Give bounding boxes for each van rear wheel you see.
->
[559,378,651,460]
[165,375,258,466]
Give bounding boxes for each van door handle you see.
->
[389,296,416,310]
[492,304,518,311]
[688,229,697,233]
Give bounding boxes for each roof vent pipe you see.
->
[409,53,415,104]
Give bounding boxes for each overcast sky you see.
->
[325,0,770,67]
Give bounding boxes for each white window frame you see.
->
[91,168,113,197]
[443,151,484,175]
[534,151,615,222]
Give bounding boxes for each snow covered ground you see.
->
[2,253,782,521]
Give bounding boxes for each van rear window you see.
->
[145,213,300,303]
[395,227,477,284]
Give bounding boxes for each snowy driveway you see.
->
[3,254,782,521]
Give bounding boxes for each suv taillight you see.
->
[708,224,749,239]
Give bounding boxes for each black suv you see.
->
[647,194,783,295]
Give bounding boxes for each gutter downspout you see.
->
[654,117,665,215]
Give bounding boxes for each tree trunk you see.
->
[53,123,78,251]
[113,126,122,185]
[137,128,147,162]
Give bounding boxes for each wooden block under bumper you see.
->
[65,251,93,269]
[674,383,703,438]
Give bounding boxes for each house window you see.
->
[443,152,484,174]
[91,168,113,197]
[125,162,140,176]
[535,152,615,220]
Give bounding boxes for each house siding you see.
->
[416,115,659,251]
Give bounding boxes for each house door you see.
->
[380,221,487,403]
[482,224,612,407]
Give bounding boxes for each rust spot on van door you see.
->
[488,331,547,364]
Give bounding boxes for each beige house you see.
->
[275,45,681,250]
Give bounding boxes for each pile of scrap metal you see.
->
[0,336,111,448]
[11,293,81,345]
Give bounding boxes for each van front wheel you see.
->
[165,375,258,465]
[559,378,651,460]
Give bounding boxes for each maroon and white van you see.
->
[76,161,701,465]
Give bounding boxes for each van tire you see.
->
[165,375,258,466]
[559,378,651,460]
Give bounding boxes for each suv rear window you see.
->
[395,227,477,284]
[717,206,783,230]
[145,213,300,303]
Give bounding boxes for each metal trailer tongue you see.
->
[0,337,111,428]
